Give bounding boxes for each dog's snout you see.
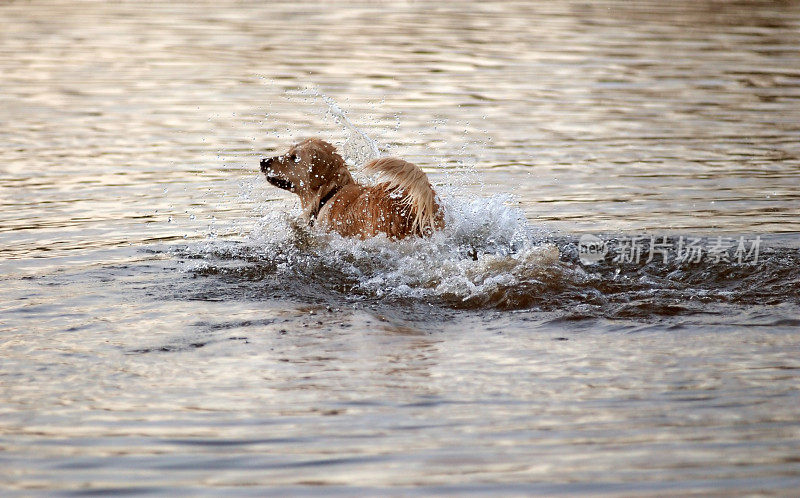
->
[260,157,273,173]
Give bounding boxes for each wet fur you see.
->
[260,138,444,239]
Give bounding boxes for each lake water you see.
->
[2,0,800,495]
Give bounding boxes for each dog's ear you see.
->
[290,139,355,223]
[306,140,353,190]
[292,139,352,222]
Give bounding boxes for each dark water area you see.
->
[2,0,800,495]
[168,230,800,317]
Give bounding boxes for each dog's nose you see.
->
[260,157,272,173]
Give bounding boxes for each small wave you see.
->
[171,192,800,317]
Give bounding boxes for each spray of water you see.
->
[290,87,381,169]
[182,89,571,308]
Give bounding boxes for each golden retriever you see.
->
[260,138,443,239]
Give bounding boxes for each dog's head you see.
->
[260,138,353,218]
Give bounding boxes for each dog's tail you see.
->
[364,157,441,235]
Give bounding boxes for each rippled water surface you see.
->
[2,0,800,495]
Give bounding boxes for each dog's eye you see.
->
[289,154,299,163]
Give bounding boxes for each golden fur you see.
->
[260,138,443,239]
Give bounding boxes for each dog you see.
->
[260,138,443,239]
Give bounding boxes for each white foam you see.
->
[240,192,562,303]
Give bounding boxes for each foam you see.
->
[238,192,563,303]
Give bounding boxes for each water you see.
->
[2,0,800,494]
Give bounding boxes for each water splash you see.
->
[293,87,381,168]
[174,186,800,317]
[321,93,381,167]
[179,190,574,307]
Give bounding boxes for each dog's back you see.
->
[318,158,443,239]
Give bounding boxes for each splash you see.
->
[230,93,567,306]
[184,191,570,309]
[320,93,380,168]
[293,87,381,168]
[176,187,800,316]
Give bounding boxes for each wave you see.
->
[167,191,800,318]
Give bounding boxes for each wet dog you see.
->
[260,138,443,239]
